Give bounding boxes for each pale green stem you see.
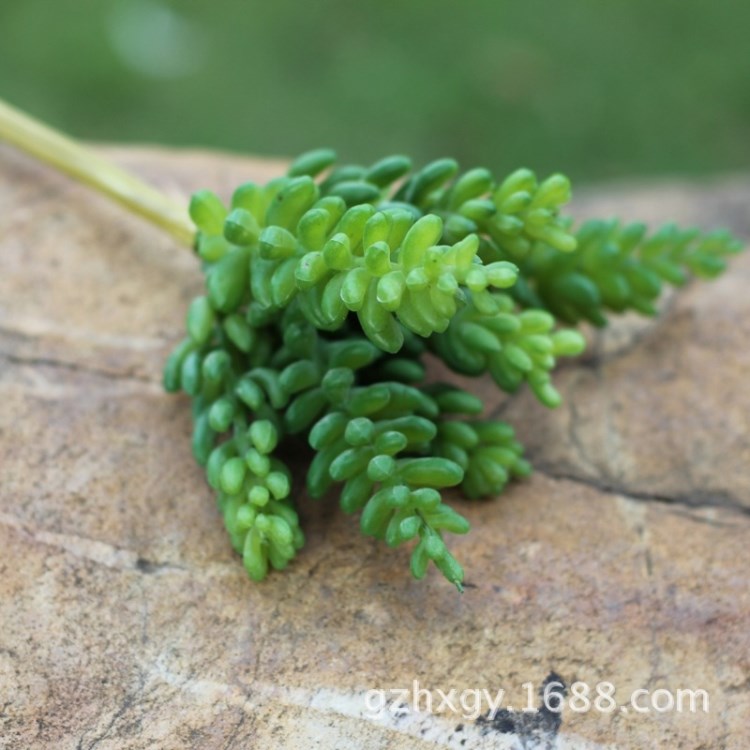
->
[0,97,196,247]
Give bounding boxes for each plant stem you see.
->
[0,98,196,247]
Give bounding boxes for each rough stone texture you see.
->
[1,144,749,750]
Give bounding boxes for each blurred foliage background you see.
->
[1,0,748,184]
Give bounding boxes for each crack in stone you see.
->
[0,512,189,574]
[220,712,248,750]
[0,350,157,386]
[531,465,750,519]
[625,511,664,694]
[134,557,188,574]
[77,667,147,750]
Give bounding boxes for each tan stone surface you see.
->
[0,145,749,750]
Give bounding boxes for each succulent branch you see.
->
[163,149,744,587]
[0,103,743,588]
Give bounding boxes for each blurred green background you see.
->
[1,0,748,184]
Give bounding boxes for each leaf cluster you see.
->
[164,148,743,588]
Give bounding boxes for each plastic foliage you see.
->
[164,148,744,590]
[3,100,739,590]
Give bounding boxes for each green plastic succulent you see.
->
[161,148,744,590]
[2,98,740,590]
